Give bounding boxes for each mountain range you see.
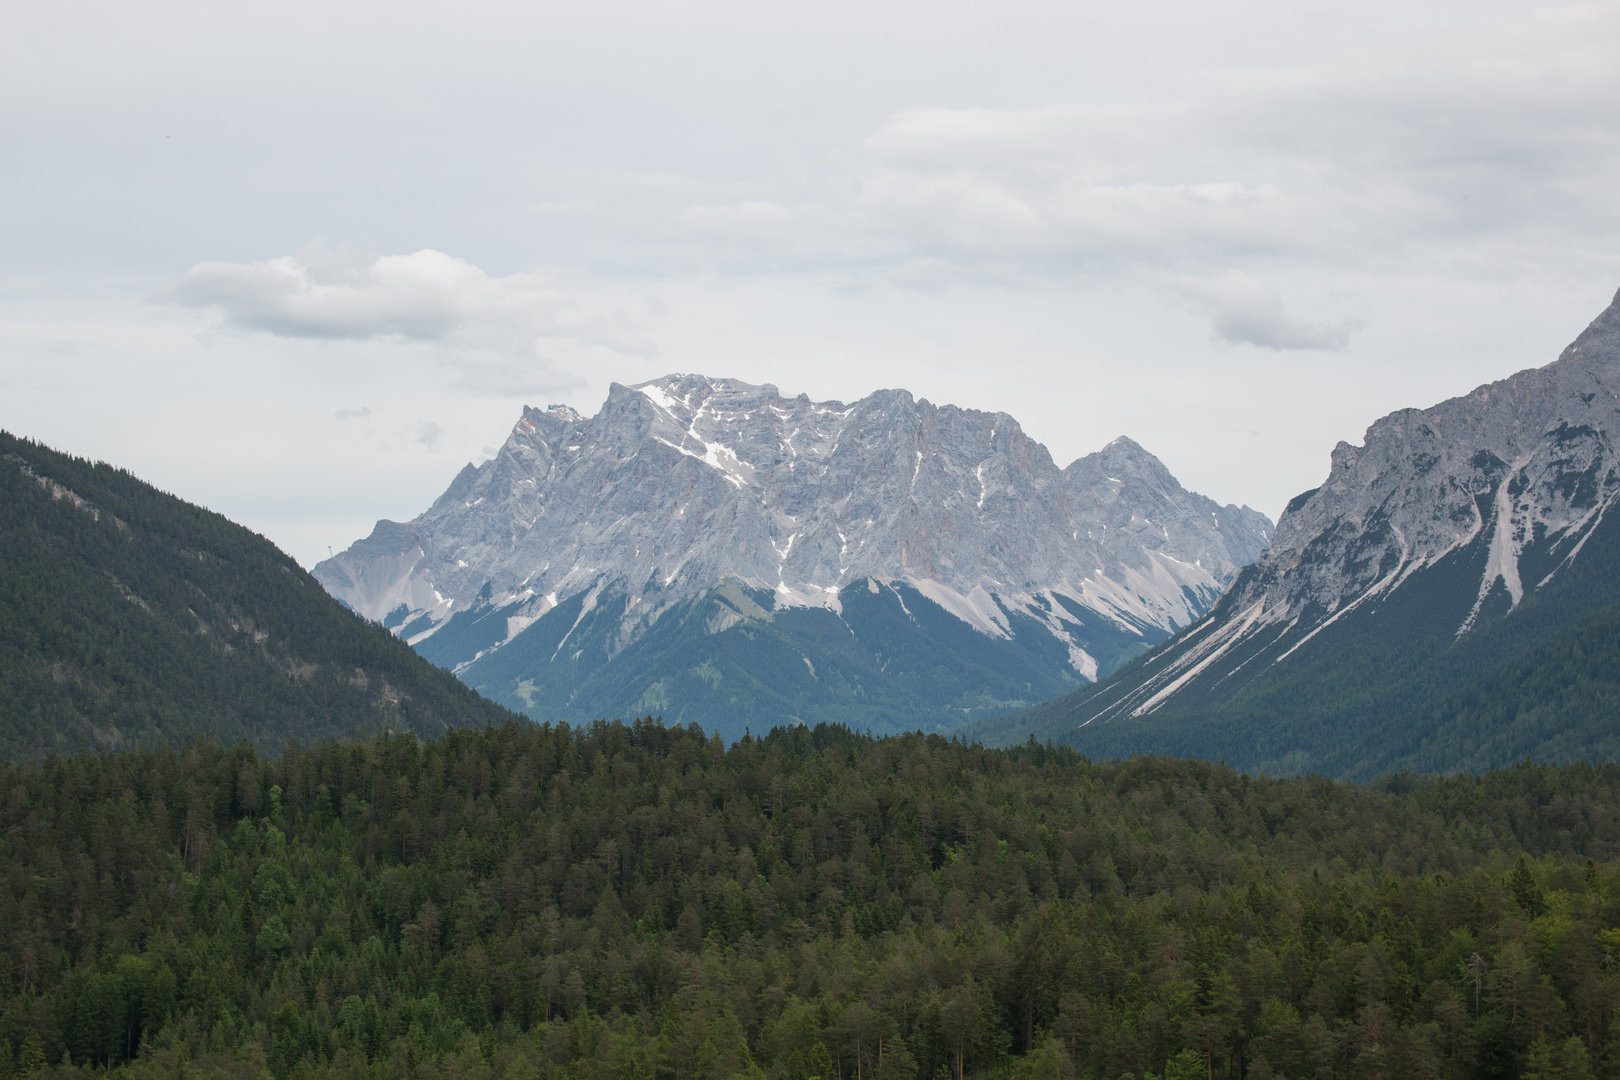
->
[7,289,1620,777]
[965,286,1620,778]
[314,376,1273,739]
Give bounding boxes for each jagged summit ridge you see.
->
[1074,286,1620,725]
[314,375,1272,695]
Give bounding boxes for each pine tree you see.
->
[15,1032,44,1078]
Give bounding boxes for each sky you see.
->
[3,0,1617,569]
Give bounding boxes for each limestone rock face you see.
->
[313,376,1272,727]
[1066,286,1620,725]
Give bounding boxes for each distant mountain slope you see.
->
[0,432,518,760]
[964,286,1620,778]
[445,578,1095,735]
[1374,595,1620,774]
[314,375,1272,738]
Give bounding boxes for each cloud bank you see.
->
[156,2,1619,358]
[172,247,653,393]
[1166,271,1357,352]
[670,7,1619,348]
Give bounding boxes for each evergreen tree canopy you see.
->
[0,432,518,761]
[4,721,1620,1080]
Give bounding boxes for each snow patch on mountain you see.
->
[1071,285,1620,724]
[314,375,1273,685]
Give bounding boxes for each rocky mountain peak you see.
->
[1060,286,1620,728]
[314,375,1273,722]
[1251,291,1620,625]
[1558,285,1620,364]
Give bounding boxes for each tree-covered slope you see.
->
[445,579,1104,740]
[1370,595,1620,775]
[6,724,1620,1080]
[0,432,519,760]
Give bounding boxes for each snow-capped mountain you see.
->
[971,286,1620,777]
[313,376,1272,735]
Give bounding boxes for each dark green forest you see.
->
[1368,599,1620,776]
[0,432,516,761]
[446,578,1091,742]
[5,722,1620,1080]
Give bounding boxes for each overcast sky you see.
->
[3,0,1617,568]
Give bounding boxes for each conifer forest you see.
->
[4,721,1620,1080]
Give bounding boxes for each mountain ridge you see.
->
[963,285,1620,777]
[315,375,1273,736]
[0,431,519,761]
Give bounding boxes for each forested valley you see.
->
[4,721,1620,1080]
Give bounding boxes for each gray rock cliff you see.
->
[1071,286,1620,723]
[314,375,1273,712]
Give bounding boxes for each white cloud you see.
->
[141,3,1620,360]
[851,103,1321,268]
[334,406,372,420]
[854,42,1616,278]
[673,5,1619,342]
[415,421,442,447]
[170,246,655,393]
[1166,271,1357,352]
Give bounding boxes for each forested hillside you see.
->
[1360,596,1620,777]
[0,432,518,760]
[5,722,1620,1080]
